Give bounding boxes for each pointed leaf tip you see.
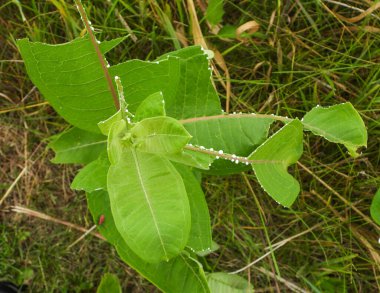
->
[134,91,166,122]
[97,273,121,293]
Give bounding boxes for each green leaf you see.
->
[48,127,106,164]
[97,273,122,293]
[131,117,192,155]
[302,103,367,157]
[98,110,123,136]
[71,155,109,192]
[218,25,238,39]
[17,36,115,133]
[134,91,166,122]
[370,187,380,226]
[156,46,205,61]
[205,0,225,26]
[183,116,273,175]
[99,36,128,54]
[249,119,303,207]
[87,190,210,293]
[107,147,191,262]
[197,241,220,257]
[166,149,214,170]
[107,120,129,164]
[175,165,212,253]
[110,50,221,119]
[206,273,252,293]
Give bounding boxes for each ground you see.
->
[1,1,379,292]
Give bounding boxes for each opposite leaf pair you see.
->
[76,91,213,264]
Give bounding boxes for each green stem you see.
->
[184,145,281,165]
[74,0,120,110]
[180,113,292,124]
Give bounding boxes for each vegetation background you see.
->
[1,0,379,291]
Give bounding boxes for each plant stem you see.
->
[180,113,292,124]
[74,0,120,110]
[184,145,281,165]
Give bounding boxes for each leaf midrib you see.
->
[57,140,107,153]
[302,122,362,147]
[131,149,169,260]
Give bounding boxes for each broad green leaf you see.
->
[166,149,214,170]
[302,103,367,157]
[71,155,109,192]
[131,117,192,155]
[97,273,122,293]
[107,148,191,263]
[175,164,212,253]
[183,116,274,175]
[17,36,115,133]
[205,0,225,25]
[110,50,221,119]
[206,273,252,293]
[107,120,129,164]
[134,91,166,122]
[370,187,380,226]
[98,110,123,136]
[48,127,106,164]
[99,36,128,54]
[87,190,210,293]
[249,119,303,207]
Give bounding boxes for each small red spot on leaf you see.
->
[98,214,105,225]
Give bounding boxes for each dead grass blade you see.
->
[324,1,380,23]
[0,167,28,207]
[236,20,260,41]
[10,205,105,241]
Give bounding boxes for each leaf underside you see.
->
[107,147,191,263]
[249,119,303,207]
[87,190,210,293]
[131,116,192,155]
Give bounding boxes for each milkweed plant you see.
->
[17,1,369,292]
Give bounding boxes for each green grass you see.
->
[1,0,380,291]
